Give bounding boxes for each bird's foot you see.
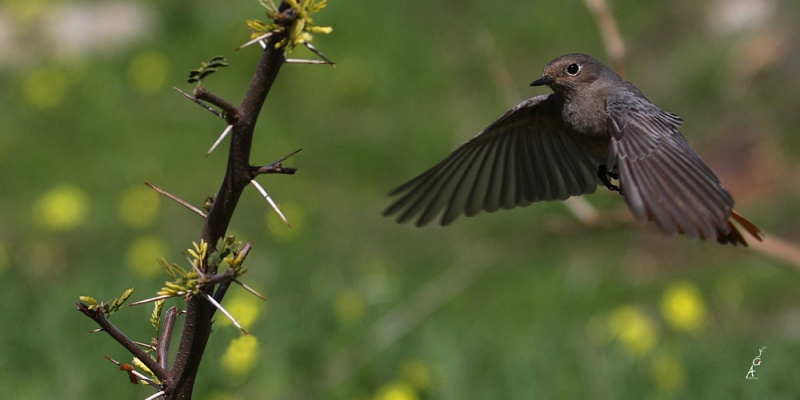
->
[597,165,624,195]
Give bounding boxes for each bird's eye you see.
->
[567,63,581,75]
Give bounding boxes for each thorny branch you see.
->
[168,2,300,397]
[76,302,168,382]
[77,1,323,399]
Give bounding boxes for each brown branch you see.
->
[194,85,238,121]
[76,302,168,382]
[251,165,297,176]
[251,148,303,177]
[173,87,225,119]
[205,267,236,287]
[158,307,181,371]
[583,0,627,77]
[168,4,294,398]
[80,2,307,398]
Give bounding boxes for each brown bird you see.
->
[384,53,763,245]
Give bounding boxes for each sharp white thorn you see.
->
[143,391,166,400]
[203,293,247,334]
[302,41,335,65]
[236,32,273,50]
[206,125,233,157]
[285,59,335,65]
[250,179,291,227]
[234,279,267,301]
[128,295,174,307]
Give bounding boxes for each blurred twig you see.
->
[583,0,626,77]
[749,233,800,272]
[321,250,497,391]
[580,0,800,263]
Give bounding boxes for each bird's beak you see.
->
[530,76,553,87]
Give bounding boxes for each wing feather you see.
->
[607,89,757,244]
[385,94,599,226]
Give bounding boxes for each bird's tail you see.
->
[717,209,764,246]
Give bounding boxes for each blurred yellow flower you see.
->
[399,360,432,390]
[221,335,259,376]
[651,352,686,392]
[608,305,658,357]
[126,235,169,278]
[266,201,304,241]
[217,290,264,329]
[33,184,89,231]
[374,381,418,400]
[23,66,69,109]
[334,289,365,324]
[660,280,708,333]
[118,185,160,228]
[127,50,171,94]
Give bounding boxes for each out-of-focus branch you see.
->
[749,233,800,272]
[581,0,800,263]
[321,251,496,392]
[583,0,626,77]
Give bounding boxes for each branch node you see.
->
[194,86,238,120]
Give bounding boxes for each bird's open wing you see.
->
[606,91,760,244]
[384,94,601,226]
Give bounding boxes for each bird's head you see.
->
[531,53,608,96]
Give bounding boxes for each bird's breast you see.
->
[559,100,610,157]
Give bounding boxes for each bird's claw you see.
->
[598,165,624,195]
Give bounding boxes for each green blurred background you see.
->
[2,0,800,399]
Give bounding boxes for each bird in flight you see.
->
[384,53,763,246]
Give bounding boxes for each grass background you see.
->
[1,0,799,399]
